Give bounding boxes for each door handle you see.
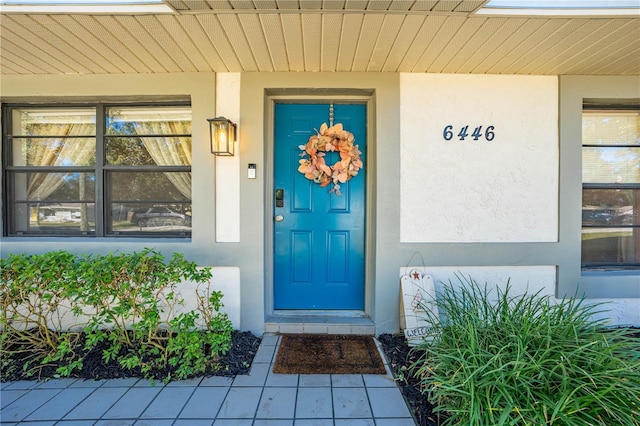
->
[275,214,284,222]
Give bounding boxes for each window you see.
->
[0,1,174,14]
[3,103,192,237]
[582,106,640,266]
[478,0,640,15]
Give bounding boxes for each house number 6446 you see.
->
[443,125,495,141]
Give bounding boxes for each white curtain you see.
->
[23,114,190,231]
[25,122,95,231]
[132,120,192,199]
[27,123,95,200]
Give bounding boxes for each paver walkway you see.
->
[1,333,416,425]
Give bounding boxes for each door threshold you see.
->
[272,309,368,318]
[265,312,375,335]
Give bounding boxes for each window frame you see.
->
[581,103,640,268]
[2,101,192,238]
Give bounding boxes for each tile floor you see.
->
[0,333,416,426]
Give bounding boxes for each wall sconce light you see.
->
[208,117,237,156]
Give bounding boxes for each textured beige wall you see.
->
[400,73,559,243]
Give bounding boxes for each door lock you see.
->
[275,188,284,208]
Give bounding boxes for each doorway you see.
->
[273,102,367,310]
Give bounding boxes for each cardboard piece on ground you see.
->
[400,269,439,346]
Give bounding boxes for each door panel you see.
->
[274,103,366,310]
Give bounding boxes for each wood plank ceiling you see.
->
[0,0,639,76]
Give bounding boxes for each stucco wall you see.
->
[215,73,241,243]
[400,74,559,243]
[4,266,241,331]
[400,266,557,298]
[400,265,639,329]
[0,72,243,329]
[2,72,639,335]
[239,72,401,334]
[392,74,639,328]
[558,75,640,326]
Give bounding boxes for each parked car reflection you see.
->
[582,206,636,226]
[130,206,191,227]
[582,209,614,225]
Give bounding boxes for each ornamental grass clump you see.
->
[410,275,640,426]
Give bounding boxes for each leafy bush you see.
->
[410,275,640,426]
[1,249,233,383]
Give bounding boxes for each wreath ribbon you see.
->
[297,123,363,196]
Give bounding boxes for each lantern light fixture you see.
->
[208,117,237,156]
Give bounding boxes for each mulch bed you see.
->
[378,333,442,426]
[273,334,386,375]
[0,330,261,382]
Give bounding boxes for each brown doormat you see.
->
[273,334,387,375]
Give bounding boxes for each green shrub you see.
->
[1,249,233,382]
[410,274,640,426]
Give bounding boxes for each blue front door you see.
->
[274,103,366,310]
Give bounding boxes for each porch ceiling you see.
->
[0,1,639,76]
